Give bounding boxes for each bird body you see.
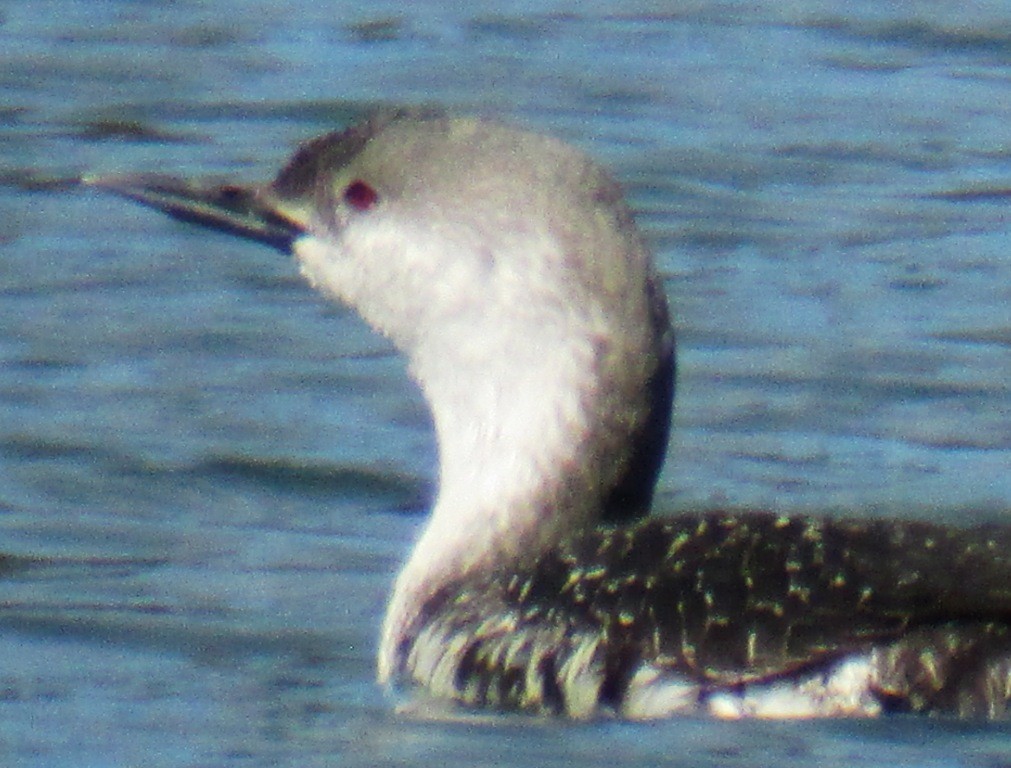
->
[91,111,1011,719]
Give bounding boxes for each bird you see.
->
[90,110,1011,720]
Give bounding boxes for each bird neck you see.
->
[377,294,674,682]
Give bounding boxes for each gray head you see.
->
[91,111,675,681]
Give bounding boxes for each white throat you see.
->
[379,302,607,682]
[294,225,617,680]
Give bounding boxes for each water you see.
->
[1,1,1010,765]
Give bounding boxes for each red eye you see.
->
[344,179,378,211]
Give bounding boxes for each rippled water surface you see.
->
[2,1,1010,765]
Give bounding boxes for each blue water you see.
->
[1,2,1010,765]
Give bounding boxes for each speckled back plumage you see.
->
[405,512,1011,718]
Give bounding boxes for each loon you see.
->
[91,111,1011,720]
